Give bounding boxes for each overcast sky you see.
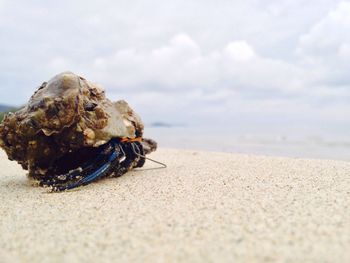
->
[0,0,349,132]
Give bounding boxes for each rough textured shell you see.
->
[0,72,144,176]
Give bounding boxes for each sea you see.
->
[145,125,350,161]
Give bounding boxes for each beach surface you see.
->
[0,148,349,262]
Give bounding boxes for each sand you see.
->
[0,148,349,263]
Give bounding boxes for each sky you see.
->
[0,0,349,135]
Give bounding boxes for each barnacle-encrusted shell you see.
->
[0,72,144,177]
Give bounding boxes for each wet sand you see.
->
[0,149,349,262]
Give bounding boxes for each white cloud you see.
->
[87,33,308,97]
[0,0,349,134]
[338,43,350,57]
[297,1,350,61]
[224,41,255,61]
[49,57,71,72]
[295,0,350,95]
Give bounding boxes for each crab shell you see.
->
[0,72,144,177]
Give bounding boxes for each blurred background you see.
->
[0,0,349,160]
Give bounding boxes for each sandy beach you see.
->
[0,148,349,263]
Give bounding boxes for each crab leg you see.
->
[43,139,120,191]
[40,142,116,187]
[112,142,144,177]
[42,140,148,191]
[53,151,120,191]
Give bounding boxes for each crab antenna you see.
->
[131,143,167,170]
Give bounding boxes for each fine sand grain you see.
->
[0,149,349,263]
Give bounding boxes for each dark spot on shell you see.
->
[84,102,97,111]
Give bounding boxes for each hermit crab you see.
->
[0,72,163,191]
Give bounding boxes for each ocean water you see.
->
[145,126,350,161]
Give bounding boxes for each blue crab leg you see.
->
[40,142,115,187]
[51,140,121,191]
[52,145,121,191]
[46,140,149,191]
